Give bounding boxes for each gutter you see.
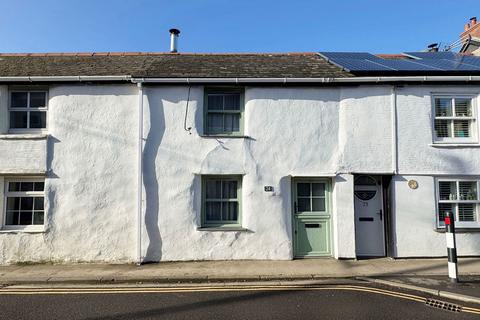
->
[130,76,480,84]
[0,75,479,84]
[0,76,131,82]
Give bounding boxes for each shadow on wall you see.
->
[143,90,166,262]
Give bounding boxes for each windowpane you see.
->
[312,183,325,196]
[207,95,223,110]
[455,98,472,117]
[224,113,240,132]
[438,203,453,222]
[8,182,21,192]
[5,211,19,225]
[34,197,44,210]
[434,119,451,138]
[297,198,311,212]
[439,181,456,200]
[29,111,47,129]
[19,211,32,225]
[206,180,222,199]
[33,212,44,225]
[435,98,452,116]
[297,183,310,197]
[312,198,326,211]
[205,202,222,221]
[21,197,33,211]
[34,182,45,191]
[10,111,28,129]
[453,120,470,138]
[224,94,240,110]
[222,181,237,199]
[11,92,28,108]
[6,197,20,210]
[207,113,223,133]
[459,181,477,200]
[458,204,476,222]
[222,202,238,221]
[29,92,46,108]
[20,182,34,192]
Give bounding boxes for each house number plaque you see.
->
[264,186,274,192]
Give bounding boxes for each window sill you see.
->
[199,135,252,139]
[0,227,46,234]
[197,226,249,232]
[0,133,48,140]
[429,143,480,148]
[435,227,480,233]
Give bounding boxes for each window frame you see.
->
[8,90,49,133]
[203,87,244,136]
[2,177,46,232]
[435,177,480,229]
[201,175,242,228]
[432,95,478,144]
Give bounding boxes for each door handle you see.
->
[377,209,383,221]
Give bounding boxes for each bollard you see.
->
[445,211,458,283]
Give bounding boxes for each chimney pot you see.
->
[470,16,477,25]
[169,28,180,53]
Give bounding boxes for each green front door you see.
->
[293,179,332,257]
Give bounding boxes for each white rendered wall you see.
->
[392,85,480,257]
[0,84,138,264]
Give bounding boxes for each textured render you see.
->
[393,85,480,257]
[1,83,480,263]
[0,84,138,264]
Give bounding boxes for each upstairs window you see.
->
[204,88,243,135]
[9,91,48,131]
[436,179,480,228]
[3,179,45,230]
[433,96,477,143]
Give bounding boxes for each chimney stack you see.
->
[169,28,180,53]
[464,17,478,31]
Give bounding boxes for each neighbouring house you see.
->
[460,17,480,55]
[1,34,480,264]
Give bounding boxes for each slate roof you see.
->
[0,53,352,78]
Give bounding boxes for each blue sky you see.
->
[0,0,478,53]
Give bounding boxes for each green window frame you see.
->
[201,175,242,227]
[204,87,244,136]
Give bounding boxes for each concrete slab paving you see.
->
[0,258,478,285]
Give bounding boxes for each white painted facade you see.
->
[0,83,479,264]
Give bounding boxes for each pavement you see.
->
[0,258,479,305]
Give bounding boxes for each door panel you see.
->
[293,179,332,258]
[354,175,385,257]
[295,217,330,257]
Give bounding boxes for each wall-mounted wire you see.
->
[184,86,192,134]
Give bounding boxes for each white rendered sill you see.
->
[0,226,46,234]
[429,143,480,148]
[0,133,48,140]
[197,226,249,232]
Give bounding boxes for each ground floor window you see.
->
[3,178,45,230]
[437,178,480,228]
[202,175,242,227]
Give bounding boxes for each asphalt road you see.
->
[0,284,478,320]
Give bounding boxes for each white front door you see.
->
[354,175,385,257]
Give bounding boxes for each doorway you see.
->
[354,175,386,257]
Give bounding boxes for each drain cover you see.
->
[425,298,462,312]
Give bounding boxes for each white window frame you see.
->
[432,94,478,144]
[435,177,480,229]
[8,90,48,134]
[2,177,46,232]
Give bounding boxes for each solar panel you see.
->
[319,51,480,73]
[403,52,458,60]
